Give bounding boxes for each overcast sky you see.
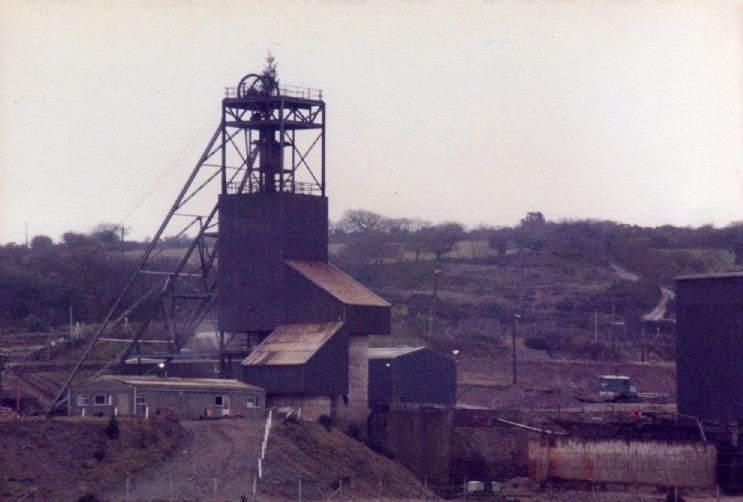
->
[1,1,741,244]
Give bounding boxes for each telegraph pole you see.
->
[512,314,521,384]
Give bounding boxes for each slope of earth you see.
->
[261,420,435,500]
[107,418,264,501]
[0,416,185,500]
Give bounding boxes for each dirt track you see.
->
[107,419,264,501]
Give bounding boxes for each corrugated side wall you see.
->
[528,438,716,488]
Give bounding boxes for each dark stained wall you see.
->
[218,193,328,332]
[369,350,457,407]
[677,275,743,423]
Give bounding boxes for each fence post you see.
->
[214,476,218,497]
[252,474,257,501]
[126,476,130,501]
[169,478,174,502]
[298,475,302,501]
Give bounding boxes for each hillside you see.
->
[0,417,186,500]
[261,420,434,500]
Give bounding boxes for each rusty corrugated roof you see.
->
[286,260,390,307]
[242,322,343,366]
[101,375,264,392]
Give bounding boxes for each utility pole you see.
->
[512,314,521,385]
[429,268,441,338]
[611,294,616,350]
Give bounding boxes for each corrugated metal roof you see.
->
[286,260,390,307]
[242,322,343,366]
[101,375,263,392]
[368,346,425,360]
[123,356,219,365]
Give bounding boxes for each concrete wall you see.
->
[383,405,454,486]
[528,437,717,488]
[267,394,332,420]
[70,386,265,420]
[333,335,368,434]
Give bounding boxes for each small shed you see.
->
[242,322,349,418]
[368,347,457,408]
[69,375,265,419]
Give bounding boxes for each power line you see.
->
[119,109,220,226]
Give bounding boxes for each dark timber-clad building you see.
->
[217,72,390,427]
[676,272,743,423]
[368,347,457,408]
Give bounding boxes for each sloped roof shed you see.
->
[242,322,348,395]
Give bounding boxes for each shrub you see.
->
[344,422,362,441]
[105,414,119,439]
[77,494,101,502]
[318,415,333,431]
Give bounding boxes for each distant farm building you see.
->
[368,347,457,408]
[69,375,265,419]
[676,272,743,423]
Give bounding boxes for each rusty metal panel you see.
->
[676,273,743,423]
[241,322,348,395]
[242,322,343,366]
[528,438,716,488]
[285,264,391,335]
[285,260,389,307]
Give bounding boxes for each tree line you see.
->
[2,212,743,332]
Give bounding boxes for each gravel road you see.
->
[107,418,264,501]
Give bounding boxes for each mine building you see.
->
[51,68,391,434]
[368,347,457,409]
[217,74,391,429]
[676,272,743,423]
[69,375,265,419]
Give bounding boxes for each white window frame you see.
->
[246,397,258,408]
[76,394,90,406]
[215,395,231,408]
[93,394,111,406]
[135,393,147,405]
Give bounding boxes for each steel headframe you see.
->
[48,75,326,414]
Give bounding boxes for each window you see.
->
[93,394,111,406]
[215,395,230,408]
[246,397,258,408]
[76,394,89,407]
[135,394,147,405]
[215,396,223,407]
